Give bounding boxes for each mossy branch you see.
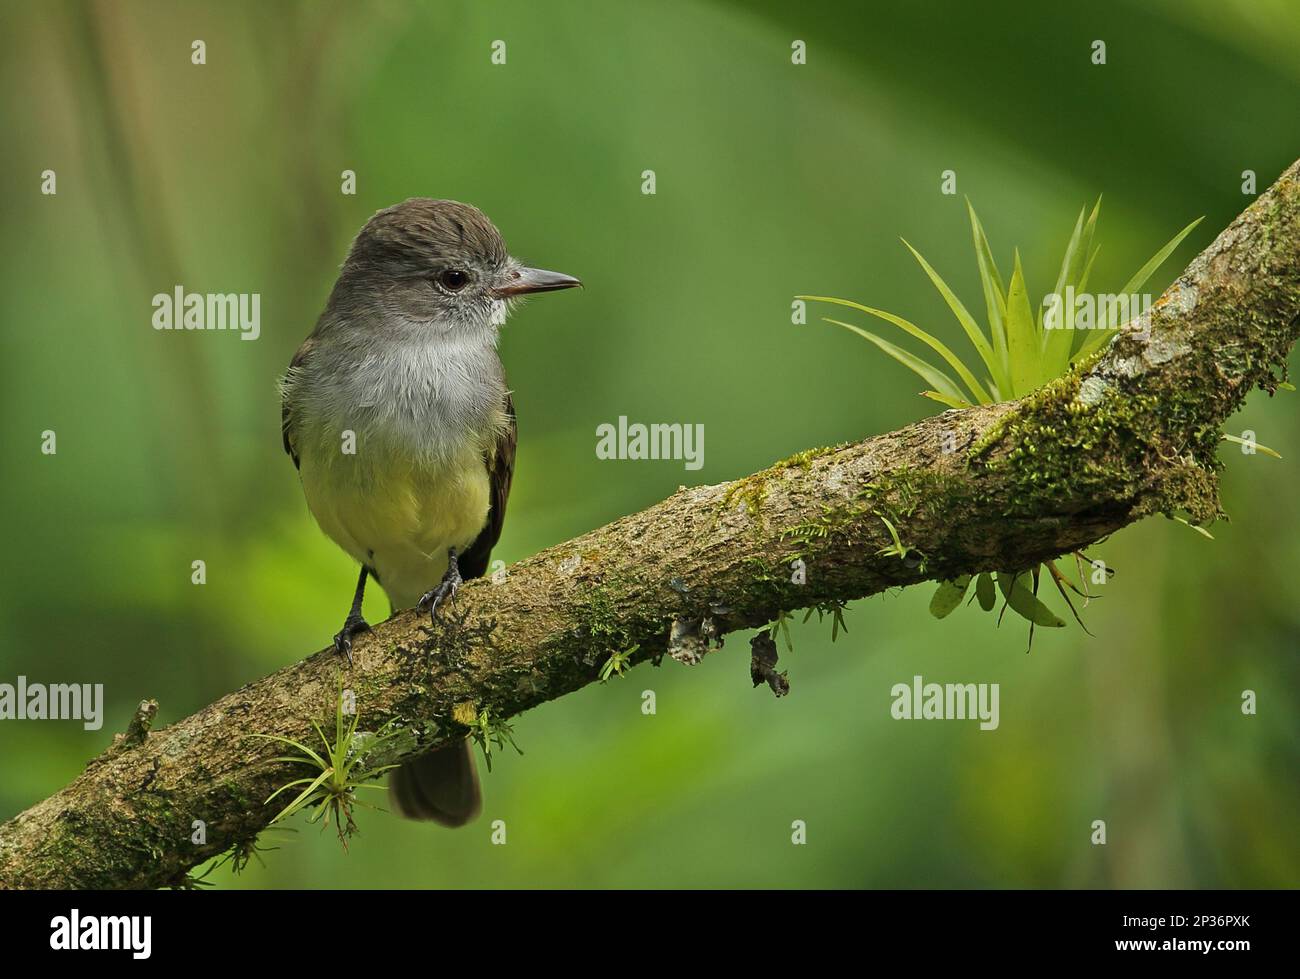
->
[3,160,1299,890]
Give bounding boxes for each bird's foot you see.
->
[418,549,463,623]
[332,613,370,665]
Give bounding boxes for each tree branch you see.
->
[3,160,1298,890]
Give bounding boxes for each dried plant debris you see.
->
[667,615,723,665]
[750,632,789,698]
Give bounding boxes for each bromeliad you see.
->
[800,201,1201,642]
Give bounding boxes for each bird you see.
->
[280,198,581,826]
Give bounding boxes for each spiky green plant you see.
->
[768,608,795,653]
[799,201,1201,641]
[254,686,403,848]
[467,706,523,772]
[876,513,925,569]
[800,200,1200,408]
[599,643,639,682]
[803,599,849,642]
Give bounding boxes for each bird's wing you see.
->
[459,392,516,581]
[280,338,314,470]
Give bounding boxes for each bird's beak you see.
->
[493,266,583,298]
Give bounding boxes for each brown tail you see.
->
[388,738,482,826]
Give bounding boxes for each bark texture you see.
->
[2,160,1298,890]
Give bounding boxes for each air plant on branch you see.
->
[799,200,1202,643]
[254,685,403,848]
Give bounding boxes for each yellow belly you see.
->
[300,447,490,610]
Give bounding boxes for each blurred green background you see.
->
[1,0,1297,888]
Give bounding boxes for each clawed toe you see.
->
[417,576,459,621]
[332,615,370,664]
[418,550,463,623]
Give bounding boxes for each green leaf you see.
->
[312,720,335,759]
[1172,515,1216,539]
[1043,206,1086,328]
[808,297,989,404]
[1074,198,1102,291]
[268,769,333,823]
[1078,243,1100,292]
[975,572,996,611]
[1041,206,1087,379]
[1070,244,1103,359]
[901,240,1002,401]
[265,776,322,801]
[878,514,904,553]
[250,733,329,772]
[967,201,1009,390]
[1074,216,1202,360]
[920,390,971,409]
[929,575,972,618]
[1004,252,1041,397]
[1222,433,1282,458]
[995,571,1065,628]
[822,318,972,406]
[1117,216,1203,297]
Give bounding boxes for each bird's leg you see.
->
[332,565,371,664]
[418,547,463,623]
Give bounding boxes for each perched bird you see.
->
[280,199,580,825]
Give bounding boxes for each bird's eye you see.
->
[438,269,469,291]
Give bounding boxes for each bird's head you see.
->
[336,198,581,337]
